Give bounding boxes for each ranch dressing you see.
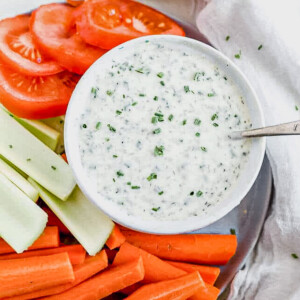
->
[78,39,251,220]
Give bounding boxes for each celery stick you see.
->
[0,154,28,178]
[0,157,39,202]
[0,173,47,253]
[29,179,114,256]
[41,116,65,154]
[0,109,76,200]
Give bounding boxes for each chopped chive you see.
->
[226,35,230,41]
[113,155,118,158]
[147,173,157,181]
[230,228,236,235]
[213,123,219,127]
[154,112,164,122]
[95,122,101,129]
[51,166,56,170]
[91,87,98,98]
[195,132,200,137]
[158,191,164,195]
[154,112,163,117]
[194,72,204,81]
[154,145,164,156]
[107,124,116,132]
[131,186,140,190]
[153,128,161,134]
[132,102,138,106]
[182,120,187,125]
[26,158,31,162]
[139,93,145,97]
[116,170,124,177]
[201,146,207,152]
[157,72,164,78]
[160,81,165,86]
[295,105,299,111]
[194,118,201,125]
[153,96,158,101]
[127,182,131,185]
[234,50,241,59]
[184,85,190,93]
[207,93,215,97]
[116,110,122,115]
[9,144,13,148]
[291,253,299,259]
[196,190,203,197]
[152,207,160,212]
[152,116,158,124]
[168,114,174,121]
[135,68,144,73]
[106,90,113,96]
[223,76,227,80]
[113,178,116,182]
[211,113,218,121]
[82,124,87,128]
[190,191,194,196]
[123,94,126,99]
[258,44,263,50]
[105,138,110,142]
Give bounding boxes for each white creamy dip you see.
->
[78,39,252,220]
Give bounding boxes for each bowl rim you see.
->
[65,34,266,234]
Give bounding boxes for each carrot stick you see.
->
[0,252,74,298]
[6,250,108,300]
[126,271,203,300]
[114,243,219,300]
[165,261,220,285]
[106,225,126,250]
[43,207,70,234]
[0,244,86,265]
[113,242,186,283]
[61,153,68,163]
[40,256,144,300]
[121,230,237,265]
[0,226,59,255]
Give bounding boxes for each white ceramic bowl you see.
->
[65,35,266,234]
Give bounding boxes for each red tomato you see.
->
[0,64,79,119]
[0,15,63,76]
[75,0,185,50]
[30,3,107,74]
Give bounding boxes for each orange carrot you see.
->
[114,243,219,300]
[6,250,108,300]
[0,244,86,265]
[40,256,145,300]
[165,261,220,285]
[122,230,237,265]
[43,207,70,234]
[0,252,74,298]
[106,225,126,250]
[126,271,203,300]
[113,242,186,283]
[0,226,59,255]
[61,153,68,163]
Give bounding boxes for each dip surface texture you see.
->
[78,40,251,220]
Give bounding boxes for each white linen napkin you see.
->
[196,0,300,299]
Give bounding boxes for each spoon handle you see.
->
[241,120,300,138]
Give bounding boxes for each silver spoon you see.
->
[230,120,300,139]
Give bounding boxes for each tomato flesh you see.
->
[0,15,63,76]
[75,0,185,50]
[30,3,107,74]
[0,64,79,119]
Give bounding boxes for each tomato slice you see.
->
[30,3,106,75]
[75,0,185,50]
[0,64,79,119]
[0,15,63,76]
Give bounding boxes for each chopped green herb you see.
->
[230,228,236,235]
[184,85,190,93]
[132,102,138,106]
[26,158,31,162]
[127,182,131,185]
[213,123,219,127]
[226,35,230,41]
[207,93,215,97]
[194,72,204,81]
[139,93,145,97]
[291,253,299,259]
[131,186,140,190]
[116,110,122,115]
[116,170,124,177]
[135,68,144,74]
[105,138,110,142]
[106,90,113,96]
[196,190,203,197]
[147,173,157,181]
[234,50,241,59]
[154,145,164,156]
[113,178,116,182]
[201,146,207,152]
[152,116,158,124]
[113,155,118,158]
[223,76,227,80]
[157,72,164,78]
[107,124,116,132]
[152,207,160,212]
[158,191,164,195]
[258,44,263,50]
[123,94,126,99]
[182,120,187,125]
[295,105,299,111]
[211,113,218,121]
[168,114,174,121]
[9,144,13,148]
[195,132,200,137]
[190,191,194,196]
[145,40,149,43]
[153,128,161,134]
[194,118,201,125]
[82,124,87,128]
[91,87,98,98]
[154,112,164,122]
[160,81,165,86]
[51,166,56,170]
[95,122,101,129]
[153,96,158,101]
